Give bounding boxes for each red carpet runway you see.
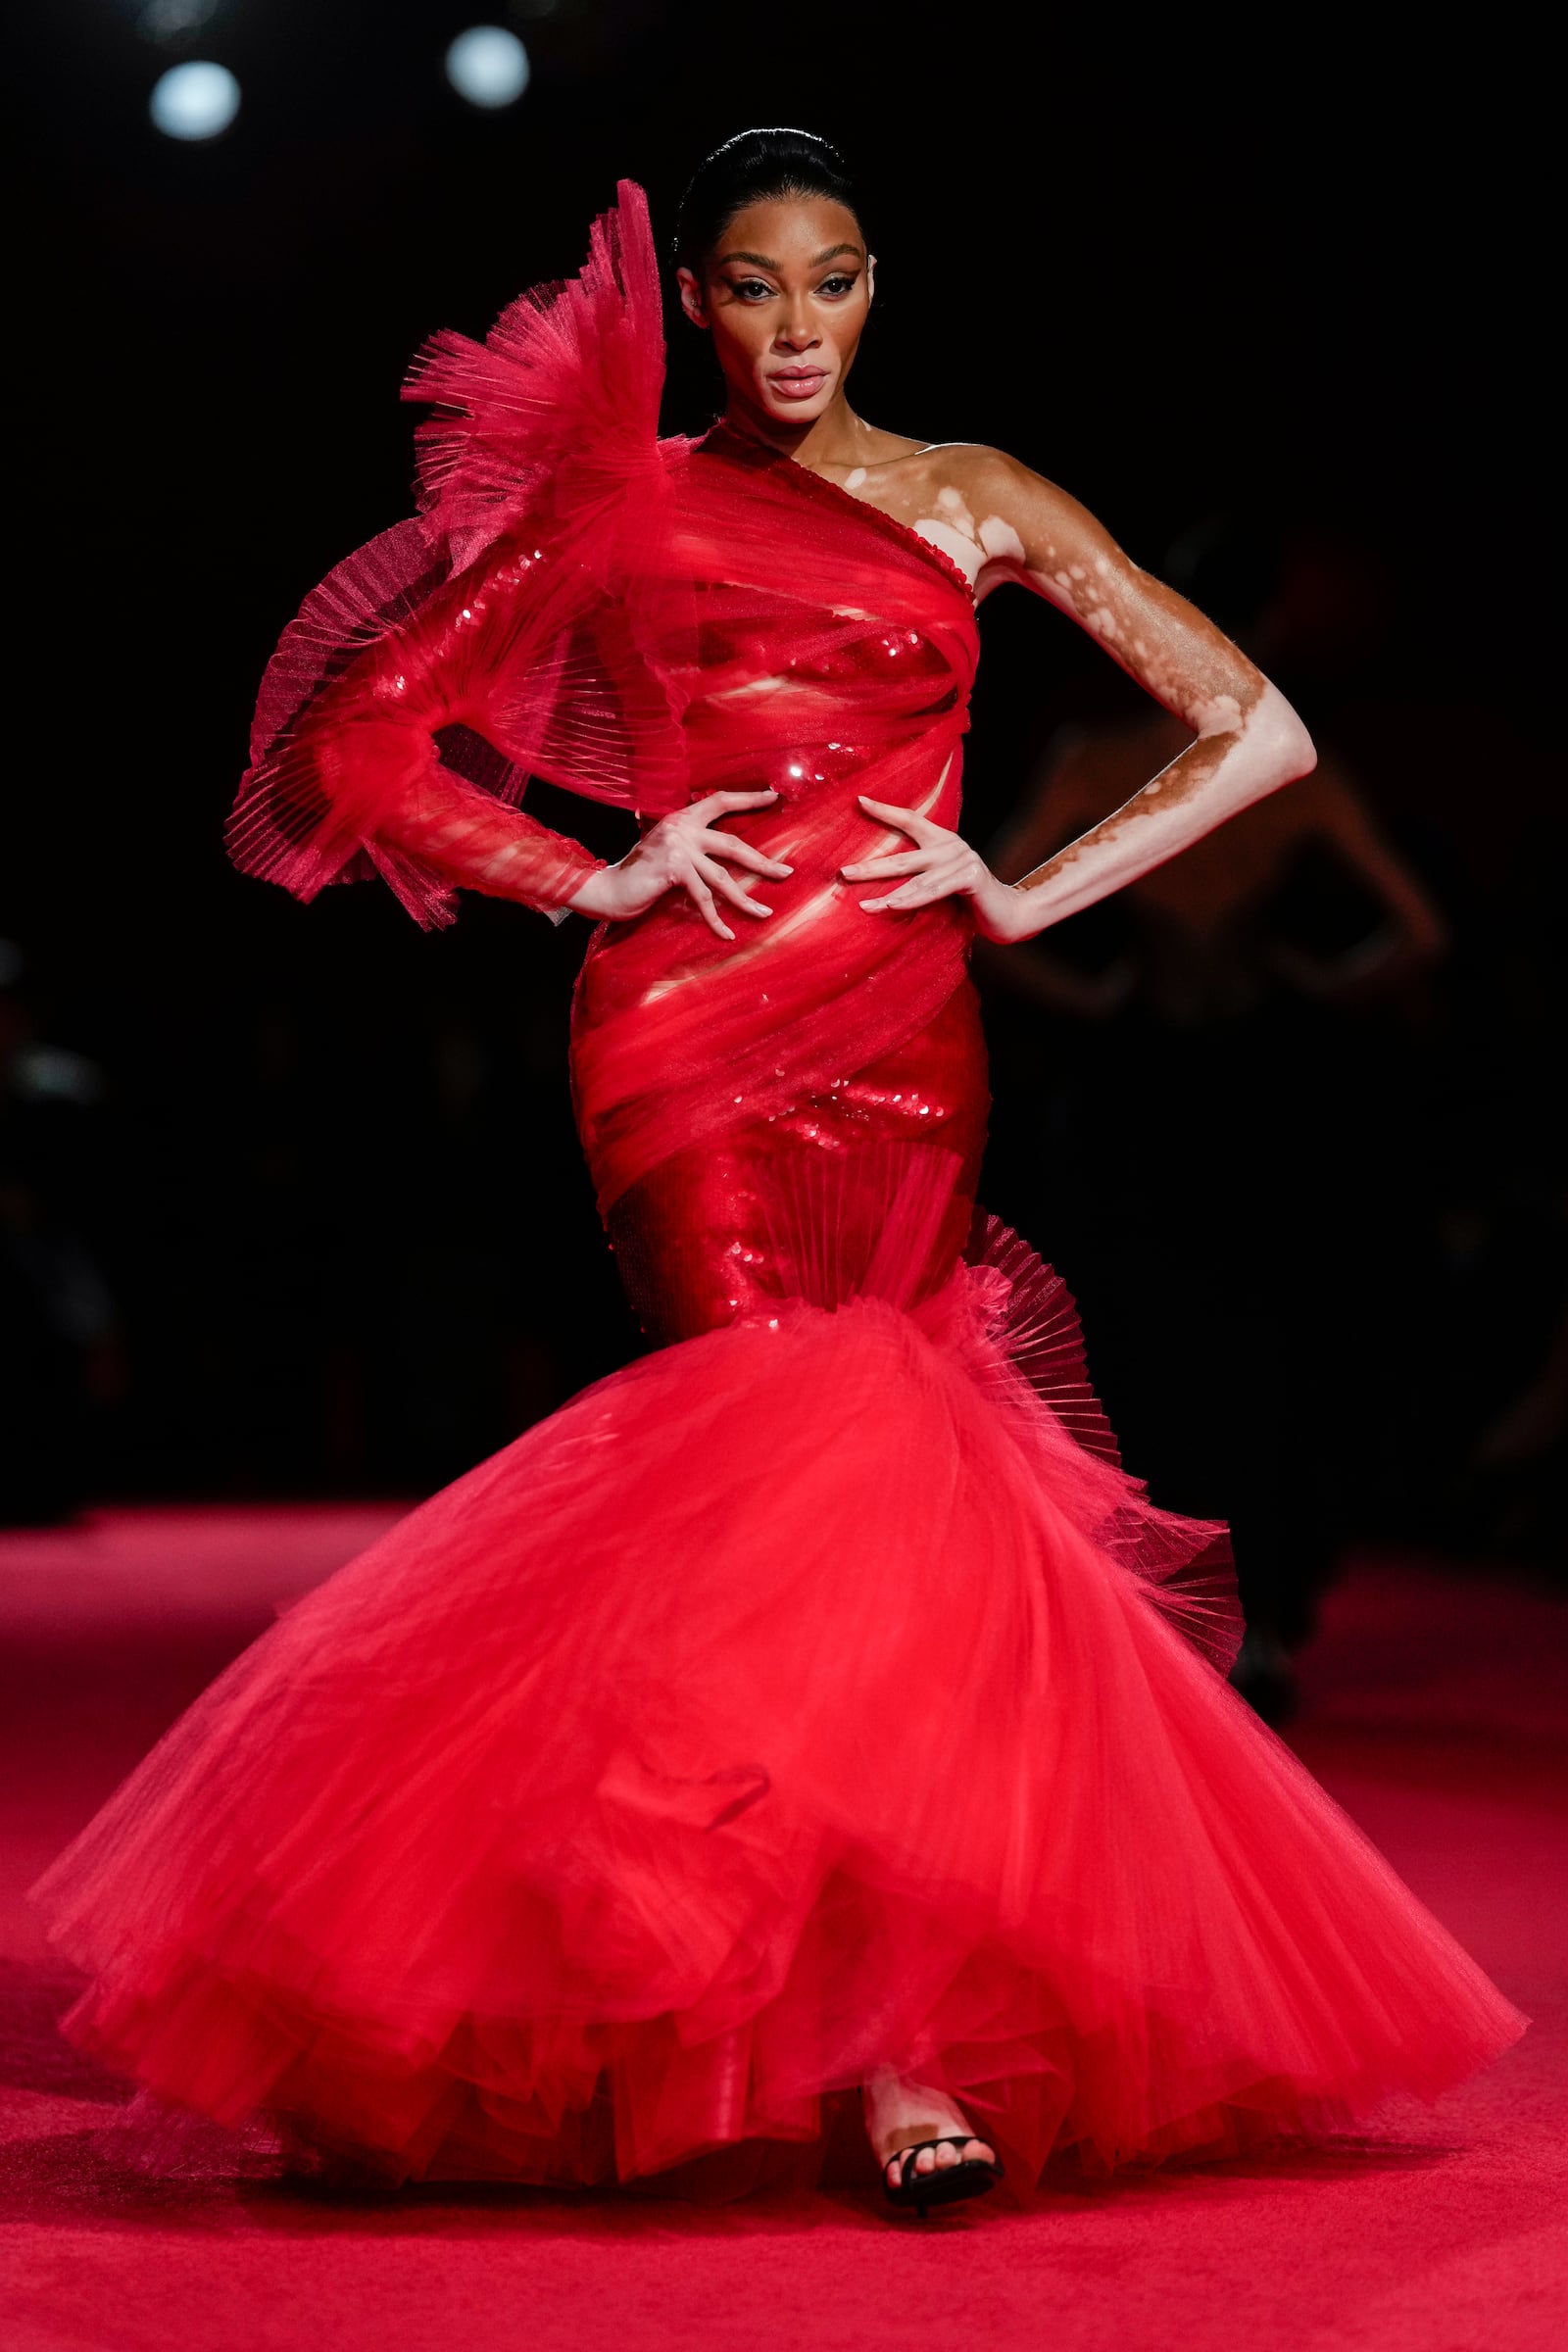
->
[2,1509,1565,2351]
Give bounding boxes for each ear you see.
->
[866,254,877,305]
[675,266,709,330]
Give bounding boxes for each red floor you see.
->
[2,1508,1566,2351]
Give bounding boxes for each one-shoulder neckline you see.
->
[696,425,979,612]
[789,458,980,610]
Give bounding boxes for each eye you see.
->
[818,274,858,297]
[728,277,774,302]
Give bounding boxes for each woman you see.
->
[34,130,1524,2216]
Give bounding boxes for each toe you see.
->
[933,2141,959,2168]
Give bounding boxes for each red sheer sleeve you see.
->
[227,525,610,928]
[226,181,682,930]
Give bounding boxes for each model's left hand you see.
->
[843,797,1033,943]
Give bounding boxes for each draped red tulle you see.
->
[33,181,1526,2192]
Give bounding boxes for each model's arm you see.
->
[843,452,1315,942]
[248,538,610,917]
[972,726,1141,1015]
[254,538,788,936]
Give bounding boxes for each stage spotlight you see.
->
[149,60,240,141]
[445,26,531,110]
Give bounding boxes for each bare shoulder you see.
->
[937,445,1109,540]
[903,444,1118,580]
[824,433,1033,498]
[925,441,1032,488]
[893,445,1104,597]
[847,439,1037,504]
[819,431,1118,593]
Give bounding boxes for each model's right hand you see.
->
[569,790,790,941]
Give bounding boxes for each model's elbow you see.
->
[1253,682,1316,789]
[1283,710,1318,784]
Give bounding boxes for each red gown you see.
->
[32,186,1525,2190]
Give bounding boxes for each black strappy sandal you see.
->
[882,2135,1003,2218]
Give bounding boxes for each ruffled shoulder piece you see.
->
[405,178,668,572]
[245,175,666,770]
[228,184,688,923]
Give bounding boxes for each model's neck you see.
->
[717,390,870,470]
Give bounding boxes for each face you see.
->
[676,193,874,427]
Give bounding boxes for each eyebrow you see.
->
[716,244,864,271]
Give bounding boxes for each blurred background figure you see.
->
[978,524,1450,1721]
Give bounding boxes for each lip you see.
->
[767,368,829,403]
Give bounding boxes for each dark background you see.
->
[2,4,1559,1603]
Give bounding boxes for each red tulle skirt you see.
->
[33,1218,1525,2189]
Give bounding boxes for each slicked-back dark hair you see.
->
[673,128,864,274]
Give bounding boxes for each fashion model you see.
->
[34,130,1524,2218]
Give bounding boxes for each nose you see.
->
[772,306,820,353]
